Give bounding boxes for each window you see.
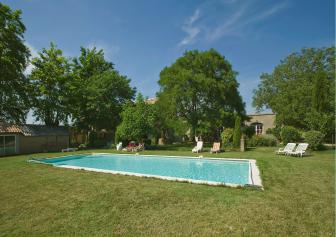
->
[255,124,263,135]
[0,135,16,155]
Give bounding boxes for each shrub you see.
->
[221,128,234,148]
[242,125,255,138]
[248,134,277,147]
[280,126,301,144]
[233,116,242,148]
[303,130,325,150]
[88,132,107,148]
[143,138,152,146]
[266,126,281,140]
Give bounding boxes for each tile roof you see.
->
[0,123,69,136]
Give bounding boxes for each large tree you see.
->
[70,47,135,133]
[0,3,30,122]
[157,49,245,139]
[253,47,335,137]
[29,42,70,125]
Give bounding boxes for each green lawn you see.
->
[0,147,334,236]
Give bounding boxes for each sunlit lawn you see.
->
[0,146,334,236]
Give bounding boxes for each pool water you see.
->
[35,154,255,186]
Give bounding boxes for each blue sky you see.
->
[3,0,335,121]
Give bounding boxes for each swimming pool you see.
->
[30,153,262,188]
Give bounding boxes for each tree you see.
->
[154,92,189,143]
[115,94,156,142]
[253,47,335,138]
[70,47,135,134]
[232,115,241,148]
[157,49,245,140]
[80,70,136,131]
[29,42,70,125]
[0,3,30,122]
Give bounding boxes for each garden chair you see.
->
[210,142,221,153]
[192,141,203,153]
[287,143,309,157]
[276,143,296,155]
[116,142,122,151]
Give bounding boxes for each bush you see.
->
[242,125,255,138]
[88,132,107,148]
[248,134,277,147]
[280,126,301,144]
[266,126,281,140]
[303,130,325,150]
[221,128,234,148]
[143,138,152,146]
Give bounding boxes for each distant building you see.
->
[145,97,158,104]
[0,123,69,156]
[245,113,276,135]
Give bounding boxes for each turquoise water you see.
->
[38,154,251,185]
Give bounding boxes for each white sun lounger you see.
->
[116,142,123,151]
[192,141,203,153]
[276,143,296,155]
[61,148,78,152]
[287,143,309,157]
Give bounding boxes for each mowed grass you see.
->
[0,147,334,236]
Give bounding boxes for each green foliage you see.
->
[87,132,107,148]
[232,116,241,148]
[115,94,156,142]
[253,47,335,137]
[151,95,188,144]
[304,109,333,140]
[69,47,135,131]
[280,126,301,144]
[0,3,30,122]
[220,128,234,148]
[303,130,325,150]
[266,126,281,140]
[157,49,245,140]
[242,125,255,138]
[29,42,70,125]
[247,134,277,147]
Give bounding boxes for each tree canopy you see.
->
[29,42,71,125]
[253,47,335,137]
[0,3,30,122]
[69,47,135,132]
[157,49,245,140]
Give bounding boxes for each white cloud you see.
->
[24,42,38,75]
[86,41,120,60]
[208,2,288,41]
[180,1,288,43]
[178,9,201,46]
[188,9,201,24]
[247,2,288,24]
[208,5,246,40]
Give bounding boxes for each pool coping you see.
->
[29,152,263,189]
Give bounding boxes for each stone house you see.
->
[245,113,276,135]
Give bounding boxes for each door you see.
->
[0,135,16,156]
